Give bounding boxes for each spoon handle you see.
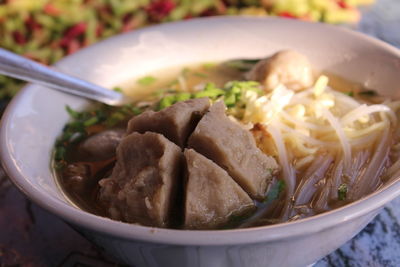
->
[0,48,129,106]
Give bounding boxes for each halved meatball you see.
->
[99,132,183,228]
[188,101,279,200]
[184,148,255,230]
[127,97,210,147]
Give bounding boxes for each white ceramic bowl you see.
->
[2,17,400,267]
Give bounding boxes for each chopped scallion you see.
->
[54,146,66,161]
[106,112,126,127]
[224,59,260,72]
[158,95,176,110]
[193,83,224,99]
[83,116,99,127]
[137,76,156,86]
[176,92,191,102]
[65,105,80,119]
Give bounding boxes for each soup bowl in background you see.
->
[1,17,400,267]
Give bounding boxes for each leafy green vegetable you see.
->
[338,183,348,201]
[264,180,285,202]
[358,90,377,97]
[344,91,354,97]
[54,146,66,161]
[128,106,142,115]
[55,102,145,169]
[224,59,260,72]
[83,116,99,127]
[222,209,256,229]
[137,76,157,86]
[106,111,125,127]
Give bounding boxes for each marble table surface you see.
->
[1,0,400,266]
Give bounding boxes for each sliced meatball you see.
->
[127,98,210,147]
[188,101,279,200]
[184,149,255,230]
[79,129,125,161]
[245,50,314,91]
[99,132,183,228]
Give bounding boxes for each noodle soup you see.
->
[54,50,400,229]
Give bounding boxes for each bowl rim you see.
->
[2,16,400,246]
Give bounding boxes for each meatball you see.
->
[245,50,314,91]
[79,129,125,161]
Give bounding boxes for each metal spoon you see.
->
[0,48,131,106]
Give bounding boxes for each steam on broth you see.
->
[54,50,400,229]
